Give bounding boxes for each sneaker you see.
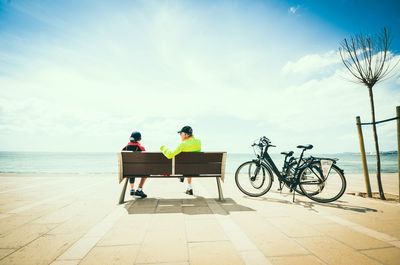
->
[134,189,147,198]
[185,189,193,195]
[130,189,135,196]
[179,177,184,182]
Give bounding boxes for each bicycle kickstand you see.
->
[277,181,283,192]
[292,187,296,202]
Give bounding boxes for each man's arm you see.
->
[160,143,183,159]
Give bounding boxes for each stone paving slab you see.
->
[0,234,80,265]
[0,173,399,265]
[361,247,400,265]
[298,236,385,265]
[269,255,325,265]
[313,223,392,250]
[0,249,15,260]
[80,245,139,265]
[0,223,54,249]
[189,241,245,265]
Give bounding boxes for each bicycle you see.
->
[235,136,347,203]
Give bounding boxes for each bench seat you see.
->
[118,152,227,204]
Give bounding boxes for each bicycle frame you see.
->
[256,144,310,187]
[239,136,347,203]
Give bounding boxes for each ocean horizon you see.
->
[0,151,397,175]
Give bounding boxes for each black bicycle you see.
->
[235,136,347,203]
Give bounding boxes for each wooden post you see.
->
[356,116,372,197]
[396,106,400,202]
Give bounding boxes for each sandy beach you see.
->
[0,172,399,265]
[345,172,399,195]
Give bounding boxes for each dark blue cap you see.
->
[177,126,193,135]
[130,131,141,141]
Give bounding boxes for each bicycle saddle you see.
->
[280,151,294,156]
[296,144,313,150]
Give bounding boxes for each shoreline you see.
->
[0,171,398,174]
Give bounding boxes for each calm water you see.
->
[0,152,397,175]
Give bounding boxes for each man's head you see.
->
[130,131,141,142]
[178,126,193,141]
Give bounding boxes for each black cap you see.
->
[177,126,193,135]
[130,131,141,141]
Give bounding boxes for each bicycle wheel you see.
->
[298,162,346,203]
[235,161,273,197]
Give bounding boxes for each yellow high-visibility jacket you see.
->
[160,137,201,159]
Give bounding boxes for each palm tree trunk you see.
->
[368,86,386,200]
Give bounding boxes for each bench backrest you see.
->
[118,152,226,183]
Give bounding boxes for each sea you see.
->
[0,151,397,175]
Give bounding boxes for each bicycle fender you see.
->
[261,162,275,182]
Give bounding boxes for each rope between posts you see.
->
[357,116,399,126]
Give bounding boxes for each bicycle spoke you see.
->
[235,161,273,197]
[299,163,346,203]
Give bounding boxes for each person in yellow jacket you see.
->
[160,126,201,195]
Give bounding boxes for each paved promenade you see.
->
[0,173,399,265]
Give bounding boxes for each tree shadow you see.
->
[123,197,255,215]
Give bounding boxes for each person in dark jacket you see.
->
[122,131,147,198]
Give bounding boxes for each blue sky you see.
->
[0,0,399,153]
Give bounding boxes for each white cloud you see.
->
[2,43,399,153]
[288,6,300,14]
[282,50,341,76]
[278,51,400,153]
[1,2,399,153]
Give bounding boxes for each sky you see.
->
[0,0,399,154]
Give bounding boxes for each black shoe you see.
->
[130,189,135,196]
[179,177,184,182]
[185,189,193,195]
[134,189,147,198]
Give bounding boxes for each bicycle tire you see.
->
[298,162,346,203]
[248,162,266,189]
[235,161,273,197]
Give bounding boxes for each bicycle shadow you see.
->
[242,190,378,214]
[294,199,378,213]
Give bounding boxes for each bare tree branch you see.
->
[339,27,399,88]
[338,27,399,200]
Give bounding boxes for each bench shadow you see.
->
[123,197,255,215]
[243,191,378,214]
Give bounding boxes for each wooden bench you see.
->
[118,152,227,204]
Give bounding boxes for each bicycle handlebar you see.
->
[252,136,274,148]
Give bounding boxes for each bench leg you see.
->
[216,177,225,201]
[119,178,129,204]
